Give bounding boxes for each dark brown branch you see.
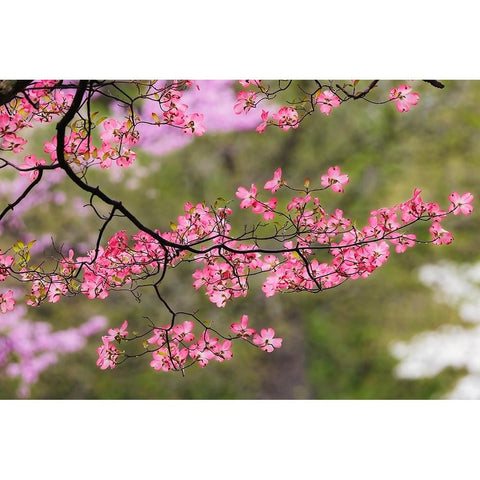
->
[0,80,33,107]
[0,169,43,221]
[423,80,445,89]
[335,80,379,99]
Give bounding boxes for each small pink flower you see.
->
[18,154,47,182]
[150,344,188,371]
[236,184,258,209]
[430,221,454,245]
[273,107,298,131]
[321,166,349,193]
[106,320,129,342]
[253,328,283,353]
[96,336,119,370]
[252,198,277,221]
[172,320,195,343]
[209,289,231,308]
[264,168,282,193]
[2,133,27,153]
[182,113,206,136]
[0,253,13,282]
[389,84,420,113]
[150,349,172,371]
[44,136,57,162]
[189,345,216,368]
[230,314,256,339]
[233,90,258,115]
[116,150,136,167]
[0,290,15,314]
[287,194,311,211]
[449,192,474,215]
[100,119,123,143]
[213,339,233,362]
[0,114,15,135]
[316,90,341,115]
[147,327,167,346]
[47,277,67,304]
[390,233,417,253]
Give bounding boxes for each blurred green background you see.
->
[1,80,478,399]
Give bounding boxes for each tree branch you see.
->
[0,80,33,107]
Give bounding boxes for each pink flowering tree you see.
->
[0,79,473,386]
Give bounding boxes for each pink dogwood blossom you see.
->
[390,233,417,253]
[253,328,283,353]
[18,154,47,182]
[230,314,256,339]
[320,166,349,193]
[96,336,120,370]
[430,221,454,245]
[0,290,15,314]
[273,107,299,131]
[105,320,129,342]
[389,84,420,113]
[172,321,195,343]
[213,339,233,362]
[252,198,278,221]
[1,133,27,153]
[449,191,474,215]
[264,168,283,193]
[236,184,258,208]
[182,113,206,136]
[316,90,341,115]
[233,90,258,115]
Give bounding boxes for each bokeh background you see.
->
[0,80,478,399]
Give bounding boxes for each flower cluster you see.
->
[153,82,206,136]
[193,168,473,303]
[0,80,209,180]
[42,117,139,171]
[135,81,266,156]
[232,81,422,134]
[10,167,473,316]
[96,314,282,371]
[0,80,73,157]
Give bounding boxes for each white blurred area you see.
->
[390,262,480,399]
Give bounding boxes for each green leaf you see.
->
[96,116,108,126]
